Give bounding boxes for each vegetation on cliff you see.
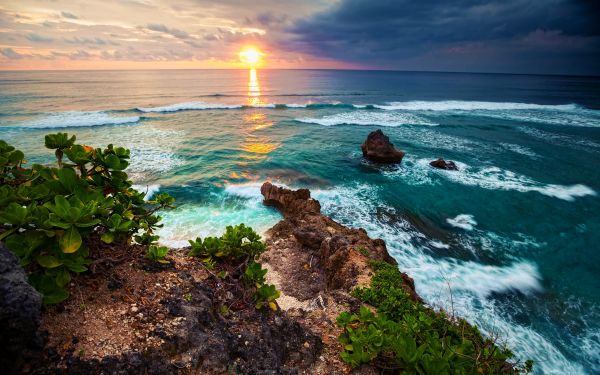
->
[0,133,175,304]
[337,260,533,374]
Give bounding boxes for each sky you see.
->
[0,0,599,74]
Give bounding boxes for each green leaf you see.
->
[44,133,75,150]
[36,255,63,268]
[55,268,71,287]
[100,231,115,244]
[0,202,28,225]
[56,167,78,193]
[52,195,70,218]
[59,226,81,253]
[43,288,70,305]
[104,154,124,170]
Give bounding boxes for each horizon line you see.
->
[0,67,598,78]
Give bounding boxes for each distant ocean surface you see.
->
[1,69,599,374]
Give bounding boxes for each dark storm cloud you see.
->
[290,0,600,74]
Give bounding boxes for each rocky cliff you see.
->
[259,181,419,373]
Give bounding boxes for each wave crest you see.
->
[376,100,579,111]
[295,111,437,127]
[9,111,140,128]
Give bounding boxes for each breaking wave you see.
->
[295,111,437,127]
[447,214,478,231]
[384,159,596,201]
[6,111,140,128]
[375,100,579,111]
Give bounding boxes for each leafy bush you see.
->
[0,134,174,304]
[145,245,170,263]
[189,224,279,311]
[337,261,533,374]
[188,223,266,264]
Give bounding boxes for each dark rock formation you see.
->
[0,242,43,373]
[361,129,405,163]
[429,158,458,170]
[261,181,321,217]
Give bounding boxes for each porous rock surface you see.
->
[0,242,43,373]
[360,129,405,164]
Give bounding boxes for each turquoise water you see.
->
[1,69,599,373]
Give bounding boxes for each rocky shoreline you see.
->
[2,181,519,374]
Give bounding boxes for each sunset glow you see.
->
[239,47,263,68]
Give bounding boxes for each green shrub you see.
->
[337,261,533,374]
[0,134,174,304]
[145,245,169,263]
[189,224,279,311]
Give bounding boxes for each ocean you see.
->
[1,69,599,374]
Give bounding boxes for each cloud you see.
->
[254,12,287,26]
[26,33,54,43]
[61,11,78,20]
[1,48,23,59]
[290,0,600,74]
[65,36,119,46]
[146,23,191,39]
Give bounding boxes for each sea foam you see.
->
[375,100,579,111]
[385,158,596,201]
[137,101,243,112]
[295,111,437,127]
[447,214,477,231]
[13,111,140,128]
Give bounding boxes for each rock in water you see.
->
[361,129,405,163]
[261,181,321,217]
[0,242,43,372]
[429,158,459,170]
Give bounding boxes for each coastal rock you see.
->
[361,129,405,163]
[429,158,458,170]
[0,242,43,372]
[261,181,321,217]
[260,182,420,371]
[260,182,418,299]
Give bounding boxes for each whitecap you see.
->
[499,143,538,158]
[430,241,450,249]
[447,214,477,231]
[376,100,579,111]
[137,101,243,112]
[518,127,600,150]
[432,163,596,201]
[387,159,596,201]
[12,111,140,128]
[296,111,438,127]
[375,100,600,127]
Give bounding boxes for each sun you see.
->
[239,46,263,67]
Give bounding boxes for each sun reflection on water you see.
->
[233,69,279,172]
[247,68,261,106]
